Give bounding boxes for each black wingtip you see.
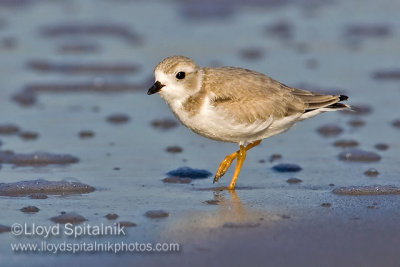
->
[339,95,349,101]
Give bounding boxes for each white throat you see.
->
[156,69,204,109]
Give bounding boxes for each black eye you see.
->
[176,72,185,79]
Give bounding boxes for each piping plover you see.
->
[148,56,350,190]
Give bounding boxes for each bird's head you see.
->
[148,56,202,103]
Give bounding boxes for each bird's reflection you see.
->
[204,189,275,229]
[206,190,250,223]
[163,189,278,242]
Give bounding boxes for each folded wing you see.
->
[203,67,348,124]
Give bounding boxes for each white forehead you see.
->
[154,69,170,84]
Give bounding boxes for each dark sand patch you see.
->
[348,119,365,127]
[0,151,79,166]
[12,82,145,107]
[151,118,178,131]
[0,179,94,197]
[391,119,400,128]
[265,20,293,40]
[269,154,282,162]
[286,178,302,184]
[333,140,359,148]
[117,221,137,227]
[105,213,119,220]
[372,69,400,81]
[51,212,86,224]
[338,149,381,162]
[20,206,39,213]
[57,43,100,54]
[317,124,343,137]
[375,143,389,151]
[78,130,95,139]
[40,23,141,44]
[19,131,39,140]
[145,210,169,219]
[27,60,140,74]
[166,146,183,154]
[364,168,379,177]
[0,224,11,233]
[0,123,20,135]
[333,185,400,195]
[106,114,130,124]
[239,47,265,61]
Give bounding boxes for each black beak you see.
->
[147,81,165,95]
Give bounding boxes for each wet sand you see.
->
[0,0,400,266]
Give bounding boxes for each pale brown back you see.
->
[199,67,344,124]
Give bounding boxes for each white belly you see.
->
[169,98,301,145]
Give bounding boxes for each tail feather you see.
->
[325,102,350,110]
[303,93,350,113]
[306,98,342,110]
[298,92,350,120]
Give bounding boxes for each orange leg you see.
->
[213,140,262,186]
[227,145,247,190]
[213,151,238,183]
